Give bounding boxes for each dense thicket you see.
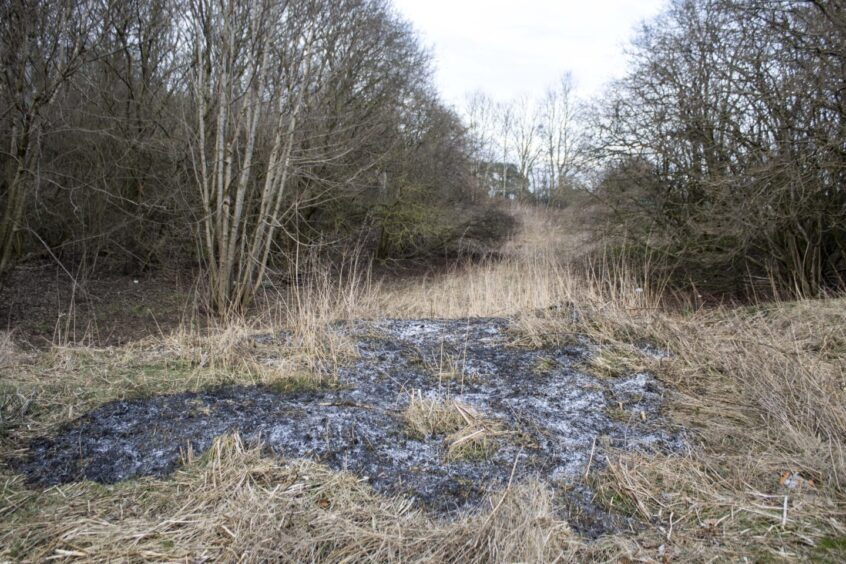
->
[594,0,846,297]
[0,0,487,311]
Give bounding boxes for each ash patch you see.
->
[14,317,683,536]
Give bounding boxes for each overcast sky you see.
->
[392,0,667,107]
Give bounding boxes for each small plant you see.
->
[605,406,630,422]
[532,356,558,375]
[814,535,846,562]
[426,353,475,386]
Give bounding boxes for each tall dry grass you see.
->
[368,205,660,320]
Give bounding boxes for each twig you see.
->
[454,402,478,426]
[317,401,373,410]
[482,448,524,529]
[782,495,788,527]
[583,437,597,482]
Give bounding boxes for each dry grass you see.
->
[0,435,584,562]
[364,205,659,321]
[1,204,845,561]
[0,318,354,449]
[402,392,506,461]
[574,295,846,560]
[585,344,657,378]
[402,392,469,439]
[444,424,503,463]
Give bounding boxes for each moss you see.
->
[135,359,195,380]
[814,536,846,563]
[267,372,338,395]
[130,303,148,316]
[116,360,210,401]
[533,356,558,375]
[606,406,632,422]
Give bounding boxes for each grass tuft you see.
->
[402,392,506,462]
[402,392,468,439]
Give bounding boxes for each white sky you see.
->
[392,0,667,106]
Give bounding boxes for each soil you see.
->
[0,260,194,346]
[12,317,684,537]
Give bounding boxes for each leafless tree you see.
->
[509,95,541,198]
[465,91,498,197]
[539,73,582,203]
[0,0,507,310]
[187,0,318,313]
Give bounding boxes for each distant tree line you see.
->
[463,74,587,207]
[0,0,492,313]
[592,0,846,297]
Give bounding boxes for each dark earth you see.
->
[14,317,684,536]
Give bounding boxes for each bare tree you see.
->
[509,95,541,198]
[188,0,314,313]
[0,0,485,307]
[539,73,581,203]
[595,0,846,296]
[464,90,498,197]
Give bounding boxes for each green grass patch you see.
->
[266,371,340,395]
[532,356,558,375]
[814,536,846,563]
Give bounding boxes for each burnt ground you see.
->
[12,317,684,536]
